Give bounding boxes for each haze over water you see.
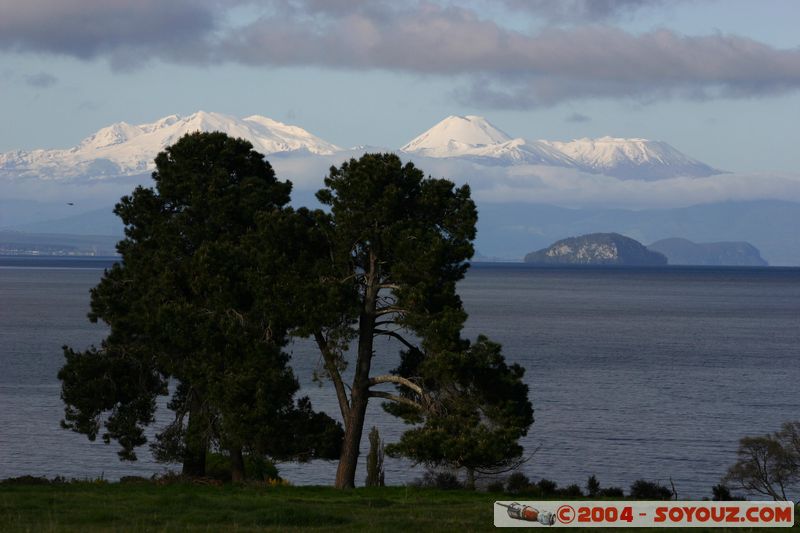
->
[1,258,798,498]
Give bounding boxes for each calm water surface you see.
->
[1,257,798,497]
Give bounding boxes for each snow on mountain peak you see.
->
[1,112,342,180]
[400,115,578,167]
[541,136,719,179]
[0,113,721,182]
[398,115,720,179]
[401,115,512,157]
[78,121,144,151]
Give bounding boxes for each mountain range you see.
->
[0,111,340,180]
[0,112,720,182]
[2,112,798,264]
[401,115,720,179]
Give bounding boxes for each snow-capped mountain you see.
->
[0,112,722,183]
[0,111,341,180]
[541,137,720,180]
[401,115,512,156]
[402,116,721,179]
[401,115,577,167]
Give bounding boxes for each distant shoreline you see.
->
[0,255,119,269]
[3,255,800,272]
[470,261,800,272]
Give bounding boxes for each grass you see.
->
[0,480,791,532]
[0,481,499,532]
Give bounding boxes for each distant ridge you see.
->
[648,238,768,266]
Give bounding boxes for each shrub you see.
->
[119,476,150,485]
[711,484,732,501]
[586,475,600,497]
[413,470,463,490]
[537,478,558,496]
[432,472,463,490]
[505,472,531,493]
[486,480,505,493]
[205,452,279,482]
[0,476,51,485]
[629,480,672,500]
[561,483,583,498]
[599,486,624,497]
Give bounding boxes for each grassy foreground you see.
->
[0,480,790,532]
[0,481,502,532]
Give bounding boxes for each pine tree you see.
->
[294,153,533,488]
[59,132,342,479]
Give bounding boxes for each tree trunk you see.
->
[334,252,379,489]
[182,393,207,477]
[230,447,245,483]
[335,390,369,488]
[181,447,206,477]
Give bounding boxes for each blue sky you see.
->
[1,0,799,173]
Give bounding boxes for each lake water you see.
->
[1,257,798,498]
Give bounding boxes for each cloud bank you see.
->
[404,157,800,209]
[1,1,799,107]
[259,150,800,210]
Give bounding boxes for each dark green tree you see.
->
[294,153,533,488]
[384,336,534,489]
[59,132,341,480]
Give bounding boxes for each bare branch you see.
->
[373,329,418,353]
[375,306,408,317]
[473,445,542,475]
[368,390,423,410]
[369,374,423,395]
[314,331,350,420]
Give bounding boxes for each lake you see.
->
[1,257,798,498]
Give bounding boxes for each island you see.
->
[524,233,668,266]
[647,238,768,266]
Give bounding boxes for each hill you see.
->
[647,238,768,266]
[524,233,667,266]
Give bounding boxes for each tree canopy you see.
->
[60,144,533,487]
[59,132,342,480]
[724,421,800,501]
[385,335,534,488]
[290,153,534,488]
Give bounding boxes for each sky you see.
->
[1,0,800,174]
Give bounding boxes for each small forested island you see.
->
[647,237,768,266]
[524,233,667,266]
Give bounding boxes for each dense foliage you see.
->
[59,132,341,479]
[60,143,533,488]
[300,153,534,488]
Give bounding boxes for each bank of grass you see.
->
[0,480,499,532]
[0,479,789,532]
